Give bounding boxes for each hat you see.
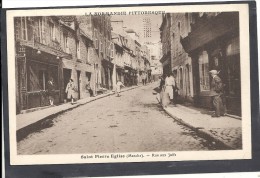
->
[209,70,219,75]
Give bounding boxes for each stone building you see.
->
[181,12,241,116]
[111,21,149,86]
[171,13,195,102]
[92,15,114,91]
[15,16,94,113]
[111,32,125,86]
[159,13,172,75]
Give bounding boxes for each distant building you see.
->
[142,17,152,39]
[150,55,163,81]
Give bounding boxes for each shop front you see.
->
[16,45,62,112]
[101,59,114,90]
[181,12,241,116]
[116,65,125,83]
[123,66,137,87]
[62,59,94,100]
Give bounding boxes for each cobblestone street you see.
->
[17,83,221,155]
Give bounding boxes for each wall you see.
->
[171,13,194,101]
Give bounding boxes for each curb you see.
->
[163,107,235,150]
[16,85,141,142]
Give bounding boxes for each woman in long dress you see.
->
[65,79,76,104]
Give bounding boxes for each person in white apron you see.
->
[164,73,175,103]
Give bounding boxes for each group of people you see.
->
[47,78,94,106]
[47,77,126,106]
[64,79,94,104]
[159,72,179,107]
[141,73,148,85]
[159,69,226,118]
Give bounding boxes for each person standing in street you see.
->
[116,80,125,97]
[173,72,179,106]
[159,75,166,92]
[209,70,225,117]
[85,80,94,97]
[47,77,55,106]
[142,73,146,85]
[164,72,175,104]
[65,79,76,104]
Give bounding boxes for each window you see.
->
[49,22,55,41]
[94,29,99,49]
[39,70,47,90]
[107,40,111,58]
[111,42,114,58]
[226,37,240,96]
[37,18,43,43]
[63,32,70,53]
[20,17,28,40]
[178,22,182,54]
[76,40,81,59]
[87,47,91,63]
[185,64,190,95]
[99,36,103,53]
[199,51,210,91]
[172,33,176,57]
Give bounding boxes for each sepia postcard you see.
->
[5,3,253,166]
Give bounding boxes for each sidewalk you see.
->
[16,85,140,131]
[163,104,242,149]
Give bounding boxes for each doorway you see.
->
[86,72,91,82]
[63,68,71,97]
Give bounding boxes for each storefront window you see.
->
[199,51,210,91]
[226,37,240,96]
[28,62,59,92]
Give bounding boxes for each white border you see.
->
[6,3,252,165]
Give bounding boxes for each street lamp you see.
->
[37,49,41,54]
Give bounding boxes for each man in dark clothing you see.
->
[86,81,94,97]
[173,72,179,106]
[209,70,225,117]
[159,75,165,92]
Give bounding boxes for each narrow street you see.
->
[18,83,218,155]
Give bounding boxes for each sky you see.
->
[111,14,162,44]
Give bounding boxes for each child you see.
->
[116,80,125,97]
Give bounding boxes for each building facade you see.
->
[181,12,241,116]
[111,21,151,86]
[15,15,117,113]
[171,13,195,102]
[15,16,95,113]
[159,13,172,75]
